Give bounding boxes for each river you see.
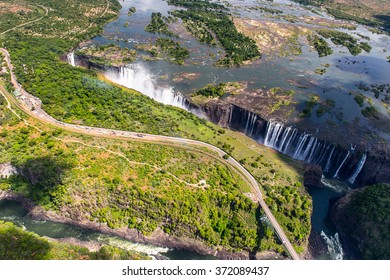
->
[6,0,389,260]
[88,0,388,259]
[0,200,216,260]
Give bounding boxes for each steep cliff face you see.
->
[65,53,390,187]
[200,101,390,187]
[202,100,232,127]
[304,165,323,188]
[356,154,390,186]
[331,184,390,259]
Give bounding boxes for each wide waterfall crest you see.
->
[231,115,367,183]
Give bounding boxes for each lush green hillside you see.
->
[0,0,312,255]
[0,220,149,260]
[333,184,390,259]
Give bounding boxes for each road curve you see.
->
[0,48,300,260]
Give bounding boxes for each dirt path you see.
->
[0,4,49,35]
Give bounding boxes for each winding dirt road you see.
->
[0,48,300,260]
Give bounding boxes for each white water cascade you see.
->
[262,120,337,167]
[105,65,191,111]
[67,52,76,67]
[95,234,170,257]
[333,151,350,179]
[348,154,367,184]
[320,231,344,260]
[254,119,368,182]
[244,111,258,137]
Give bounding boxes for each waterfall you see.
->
[333,151,350,179]
[258,119,367,181]
[105,64,191,111]
[348,154,367,184]
[324,146,335,173]
[67,52,76,67]
[320,231,344,260]
[264,121,284,148]
[244,111,257,136]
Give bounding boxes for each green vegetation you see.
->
[135,38,189,65]
[307,34,333,57]
[76,44,137,66]
[128,7,136,16]
[0,0,121,40]
[334,184,390,259]
[182,19,217,45]
[357,83,390,102]
[354,93,366,107]
[316,99,335,117]
[0,2,45,33]
[167,0,227,11]
[317,29,366,56]
[168,0,261,66]
[193,83,226,98]
[269,87,296,96]
[300,94,319,118]
[387,56,390,62]
[0,220,149,260]
[0,0,311,254]
[192,82,247,99]
[249,6,283,14]
[145,12,177,37]
[361,106,380,119]
[155,38,189,65]
[0,92,263,251]
[359,42,372,53]
[314,68,326,75]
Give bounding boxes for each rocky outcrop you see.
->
[355,153,390,186]
[202,100,232,127]
[304,165,323,188]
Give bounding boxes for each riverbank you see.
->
[0,190,275,260]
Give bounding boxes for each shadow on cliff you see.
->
[17,156,74,206]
